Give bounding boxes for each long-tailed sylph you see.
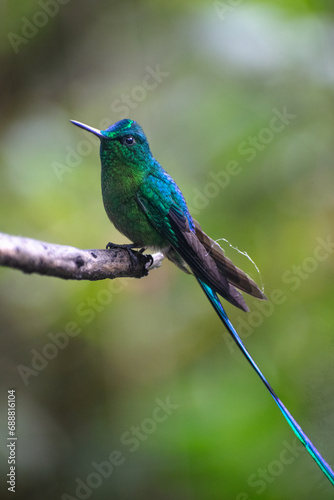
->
[71,118,334,486]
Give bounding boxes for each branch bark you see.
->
[0,232,164,281]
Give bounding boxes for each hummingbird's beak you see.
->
[70,120,104,139]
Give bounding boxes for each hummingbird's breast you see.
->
[101,166,167,248]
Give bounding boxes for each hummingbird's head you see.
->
[71,119,153,166]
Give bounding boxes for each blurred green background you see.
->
[1,1,334,499]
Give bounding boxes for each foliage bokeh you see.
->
[1,1,334,499]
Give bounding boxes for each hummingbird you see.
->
[71,118,334,486]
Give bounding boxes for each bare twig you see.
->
[0,232,164,281]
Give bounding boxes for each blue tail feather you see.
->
[197,278,334,486]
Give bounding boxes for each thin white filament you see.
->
[206,237,265,293]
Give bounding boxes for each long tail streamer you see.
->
[197,278,334,486]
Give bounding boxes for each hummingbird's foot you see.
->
[106,242,138,250]
[105,242,152,272]
[106,242,141,270]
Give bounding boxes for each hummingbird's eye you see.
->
[120,135,136,146]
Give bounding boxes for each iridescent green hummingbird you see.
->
[71,118,334,486]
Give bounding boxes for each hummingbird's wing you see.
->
[193,220,266,300]
[137,177,261,311]
[165,204,249,310]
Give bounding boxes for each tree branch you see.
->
[0,232,164,281]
